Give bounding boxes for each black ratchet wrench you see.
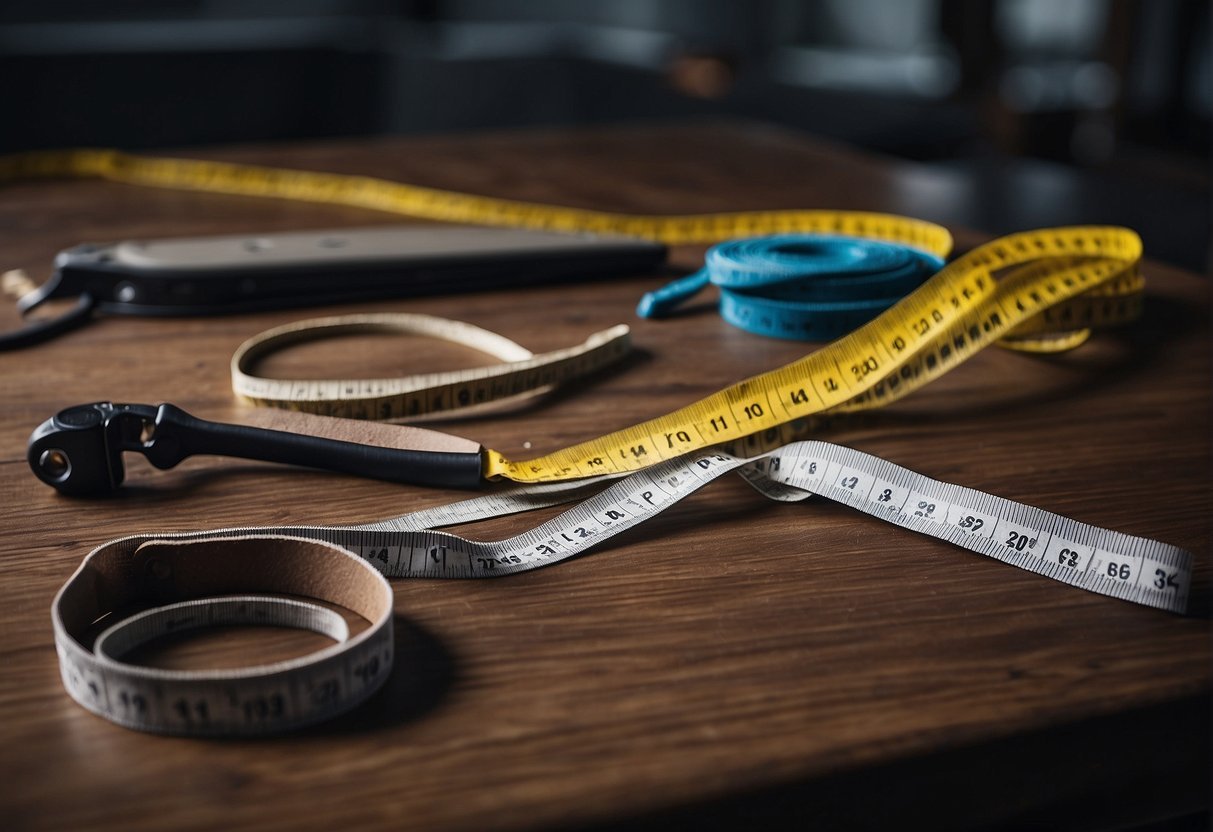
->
[28,402,486,496]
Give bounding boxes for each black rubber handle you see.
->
[149,405,485,489]
[27,401,486,495]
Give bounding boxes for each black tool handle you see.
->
[27,402,485,495]
[148,405,485,489]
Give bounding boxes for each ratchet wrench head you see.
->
[27,402,157,496]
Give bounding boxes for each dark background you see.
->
[0,0,1208,271]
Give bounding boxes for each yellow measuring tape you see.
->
[486,230,1142,482]
[0,148,953,247]
[3,148,1145,485]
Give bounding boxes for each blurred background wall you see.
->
[0,0,1208,270]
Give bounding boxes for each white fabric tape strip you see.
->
[54,535,395,736]
[216,441,1190,611]
[54,441,1191,735]
[93,596,351,664]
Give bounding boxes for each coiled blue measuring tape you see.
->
[636,235,944,340]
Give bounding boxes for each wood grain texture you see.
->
[0,121,1207,831]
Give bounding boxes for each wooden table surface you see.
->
[0,122,1207,831]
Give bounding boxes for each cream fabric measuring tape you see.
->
[232,313,632,420]
[55,441,1192,735]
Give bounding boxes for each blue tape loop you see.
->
[636,234,944,340]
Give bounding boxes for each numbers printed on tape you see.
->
[55,439,1192,733]
[12,148,1186,737]
[484,229,1143,483]
[232,313,633,420]
[234,224,1143,489]
[55,536,395,736]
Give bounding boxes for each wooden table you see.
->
[0,122,1207,831]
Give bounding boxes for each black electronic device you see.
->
[3,225,667,348]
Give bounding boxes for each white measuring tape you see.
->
[56,440,1191,735]
[55,536,395,736]
[231,313,633,420]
